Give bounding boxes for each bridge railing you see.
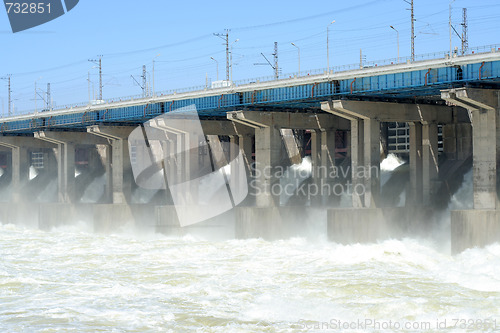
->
[3,44,500,119]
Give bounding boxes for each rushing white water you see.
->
[380,153,405,174]
[29,166,38,180]
[80,174,106,203]
[280,156,312,205]
[449,169,473,210]
[1,223,500,332]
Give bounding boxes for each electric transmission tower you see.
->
[403,0,415,61]
[88,55,103,100]
[1,75,12,116]
[46,83,51,111]
[273,42,279,79]
[214,29,230,81]
[461,8,468,55]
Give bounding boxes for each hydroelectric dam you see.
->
[1,48,500,254]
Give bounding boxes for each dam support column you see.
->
[10,146,30,204]
[409,122,423,205]
[442,88,500,253]
[422,122,439,206]
[311,129,337,206]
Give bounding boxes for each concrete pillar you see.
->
[471,109,497,209]
[235,131,254,206]
[441,88,500,252]
[111,138,131,204]
[350,119,364,208]
[442,124,458,160]
[255,125,282,207]
[409,122,423,205]
[11,147,30,203]
[422,122,439,206]
[457,123,473,160]
[310,130,322,206]
[363,118,380,208]
[238,132,253,171]
[207,135,225,169]
[281,129,302,165]
[311,129,336,206]
[59,143,75,203]
[103,145,112,202]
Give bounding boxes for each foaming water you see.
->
[29,166,38,180]
[1,223,499,332]
[380,153,405,173]
[449,169,473,210]
[80,174,106,203]
[280,156,312,205]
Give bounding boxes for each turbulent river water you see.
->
[1,223,500,332]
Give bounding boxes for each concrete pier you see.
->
[442,88,500,253]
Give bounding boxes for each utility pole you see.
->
[411,0,414,61]
[214,29,230,81]
[142,65,147,97]
[461,8,468,55]
[88,55,103,100]
[403,0,415,61]
[273,42,279,79]
[46,83,51,111]
[1,75,12,116]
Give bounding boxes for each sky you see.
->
[0,0,499,115]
